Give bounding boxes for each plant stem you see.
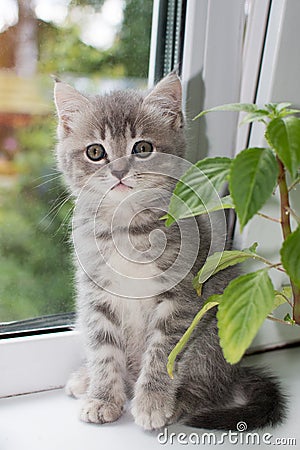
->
[285,206,300,224]
[293,290,300,324]
[267,315,294,326]
[167,301,219,378]
[277,157,300,324]
[277,157,292,239]
[276,292,293,308]
[267,263,286,273]
[257,212,281,223]
[288,175,300,192]
[249,253,285,272]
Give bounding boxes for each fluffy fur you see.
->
[54,73,286,430]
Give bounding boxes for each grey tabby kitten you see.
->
[54,73,286,431]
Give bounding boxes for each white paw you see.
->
[131,392,174,430]
[80,398,124,424]
[65,367,89,399]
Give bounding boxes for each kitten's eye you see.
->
[132,141,153,158]
[86,144,106,162]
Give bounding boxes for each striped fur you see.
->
[54,73,286,430]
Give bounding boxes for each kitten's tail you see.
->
[181,366,287,431]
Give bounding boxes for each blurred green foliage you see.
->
[37,22,124,76]
[71,0,105,9]
[0,0,153,322]
[0,118,74,321]
[117,0,153,78]
[38,0,153,78]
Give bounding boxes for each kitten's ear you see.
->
[54,80,90,137]
[143,72,183,128]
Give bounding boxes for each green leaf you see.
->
[240,110,269,125]
[266,116,300,179]
[273,293,288,310]
[229,148,278,230]
[281,285,293,299]
[185,195,233,216]
[163,213,175,227]
[248,242,259,252]
[275,102,292,112]
[273,103,300,117]
[217,270,275,364]
[165,196,234,227]
[167,297,220,378]
[280,225,300,288]
[284,313,296,325]
[273,284,292,310]
[266,103,284,115]
[193,246,259,294]
[194,103,262,120]
[164,197,234,227]
[195,102,300,123]
[280,109,300,117]
[165,157,232,226]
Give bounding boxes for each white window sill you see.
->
[1,347,299,450]
[0,331,84,398]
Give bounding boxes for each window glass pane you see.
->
[0,0,153,324]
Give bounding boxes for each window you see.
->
[180,0,300,350]
[1,0,300,398]
[0,0,153,335]
[0,0,189,397]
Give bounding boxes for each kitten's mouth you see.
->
[111,181,133,191]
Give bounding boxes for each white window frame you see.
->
[181,0,245,162]
[0,331,84,397]
[235,0,300,350]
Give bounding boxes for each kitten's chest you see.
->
[101,235,163,298]
[74,219,170,298]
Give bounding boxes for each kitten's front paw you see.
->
[80,398,124,424]
[65,367,89,399]
[132,392,174,430]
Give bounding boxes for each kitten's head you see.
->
[54,73,186,219]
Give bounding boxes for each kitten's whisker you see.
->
[36,168,60,177]
[35,174,62,189]
[54,205,74,240]
[40,191,73,228]
[33,170,61,182]
[43,198,73,232]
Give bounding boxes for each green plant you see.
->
[164,102,300,376]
